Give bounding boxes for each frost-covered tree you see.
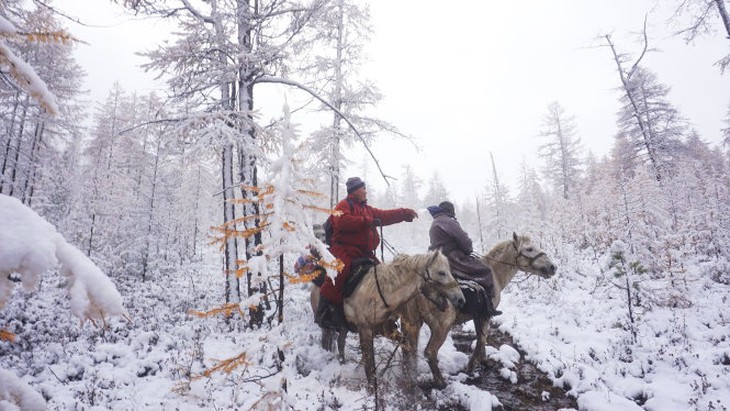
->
[0,3,82,208]
[256,104,336,322]
[722,102,730,146]
[423,171,450,207]
[668,133,729,258]
[296,0,407,207]
[479,153,513,243]
[671,0,730,72]
[399,164,422,208]
[514,160,548,238]
[606,33,688,182]
[537,102,583,199]
[75,84,132,269]
[139,0,329,303]
[0,1,63,117]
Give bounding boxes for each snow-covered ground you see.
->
[1,198,729,410]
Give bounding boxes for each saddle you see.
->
[342,258,377,298]
[457,280,488,316]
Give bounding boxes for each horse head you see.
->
[511,232,557,279]
[423,250,466,309]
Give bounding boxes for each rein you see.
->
[373,223,391,309]
[373,264,390,309]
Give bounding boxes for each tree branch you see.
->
[253,75,393,187]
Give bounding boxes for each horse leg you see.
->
[337,330,347,363]
[400,317,421,378]
[359,327,377,391]
[424,323,450,389]
[321,328,335,352]
[467,316,486,372]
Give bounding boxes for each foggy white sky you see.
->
[67,0,729,204]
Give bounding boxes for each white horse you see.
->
[399,233,557,388]
[311,250,465,388]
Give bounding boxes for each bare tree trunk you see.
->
[22,120,45,205]
[7,100,30,197]
[87,212,96,257]
[141,131,162,281]
[475,195,485,254]
[222,145,240,303]
[715,0,730,37]
[235,0,267,326]
[329,0,345,208]
[489,151,506,238]
[0,93,23,194]
[277,254,284,324]
[191,164,202,261]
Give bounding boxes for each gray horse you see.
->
[399,233,557,388]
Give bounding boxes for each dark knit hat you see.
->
[346,177,365,194]
[438,201,455,217]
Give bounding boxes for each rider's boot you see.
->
[484,284,502,317]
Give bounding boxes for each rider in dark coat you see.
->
[427,201,501,316]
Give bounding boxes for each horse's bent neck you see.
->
[487,243,520,292]
[374,261,425,309]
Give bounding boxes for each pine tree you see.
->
[606,34,688,182]
[423,171,450,207]
[537,102,583,200]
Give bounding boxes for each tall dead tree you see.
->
[605,23,686,182]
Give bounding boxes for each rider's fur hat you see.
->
[346,177,365,194]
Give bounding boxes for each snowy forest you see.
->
[1,0,729,410]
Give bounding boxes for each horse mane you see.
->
[486,234,531,259]
[370,252,434,291]
[389,252,432,270]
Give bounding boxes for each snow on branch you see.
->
[0,195,125,325]
[0,14,64,116]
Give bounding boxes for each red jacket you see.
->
[331,195,411,254]
[319,194,414,303]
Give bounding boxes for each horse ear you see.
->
[513,232,518,243]
[512,232,520,249]
[427,249,439,266]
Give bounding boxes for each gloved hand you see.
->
[403,208,418,222]
[372,218,382,227]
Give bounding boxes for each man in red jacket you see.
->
[316,177,418,330]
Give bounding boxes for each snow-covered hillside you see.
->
[1,206,728,410]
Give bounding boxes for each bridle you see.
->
[421,252,460,291]
[482,242,546,272]
[422,243,551,310]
